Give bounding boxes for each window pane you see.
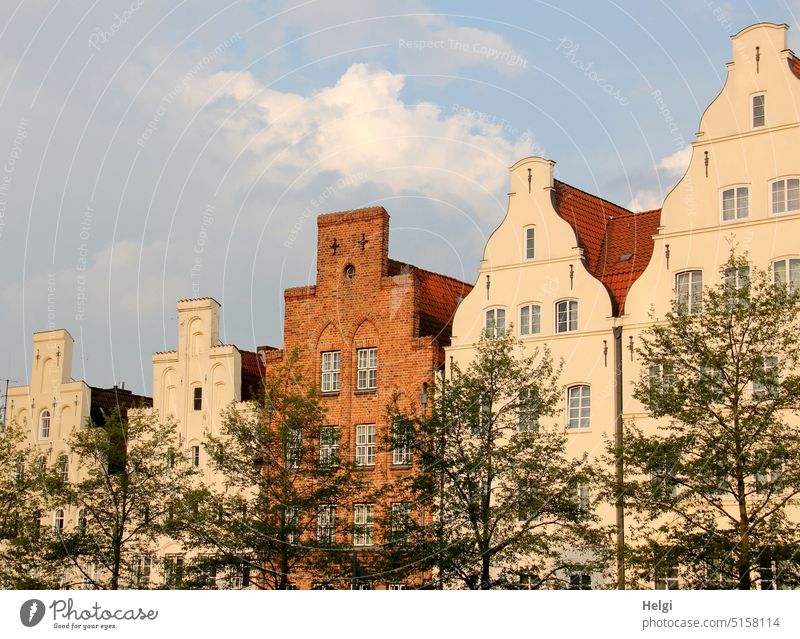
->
[773,260,786,285]
[773,180,786,214]
[791,259,800,293]
[753,95,765,127]
[568,300,578,331]
[722,189,735,220]
[531,305,541,333]
[736,187,749,218]
[788,178,800,211]
[520,306,529,335]
[525,228,535,259]
[496,309,505,335]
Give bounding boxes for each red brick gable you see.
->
[553,180,661,315]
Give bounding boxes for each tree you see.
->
[385,332,607,589]
[0,420,62,588]
[52,408,195,590]
[622,253,800,589]
[179,350,363,590]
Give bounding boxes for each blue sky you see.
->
[0,0,798,395]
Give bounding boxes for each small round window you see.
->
[344,264,356,280]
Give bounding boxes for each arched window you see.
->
[567,385,591,430]
[555,300,578,333]
[53,509,64,532]
[770,178,800,214]
[484,308,506,337]
[39,410,51,438]
[772,258,800,293]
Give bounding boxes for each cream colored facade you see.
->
[148,297,264,587]
[448,22,800,589]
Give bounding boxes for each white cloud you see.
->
[657,145,692,177]
[627,190,664,212]
[175,62,534,206]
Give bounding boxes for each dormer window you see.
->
[752,94,765,128]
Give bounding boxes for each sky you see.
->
[0,0,799,396]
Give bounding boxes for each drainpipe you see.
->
[613,326,625,589]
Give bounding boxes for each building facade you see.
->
[447,22,800,589]
[268,206,472,588]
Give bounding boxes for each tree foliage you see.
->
[623,253,800,589]
[179,350,363,590]
[384,332,608,589]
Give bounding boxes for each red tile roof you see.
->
[388,259,473,342]
[239,349,266,401]
[788,54,800,80]
[553,180,661,315]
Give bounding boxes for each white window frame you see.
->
[566,385,591,430]
[484,308,506,337]
[524,227,535,260]
[317,505,336,542]
[772,257,800,294]
[355,424,376,467]
[356,347,377,391]
[77,508,87,534]
[517,388,538,432]
[319,425,339,467]
[391,420,412,466]
[569,573,592,590]
[770,177,800,214]
[131,555,152,588]
[353,503,375,547]
[752,93,766,128]
[285,429,302,469]
[654,565,679,590]
[721,186,750,222]
[321,351,341,393]
[190,445,200,467]
[57,456,68,482]
[519,303,541,336]
[39,409,51,438]
[53,508,64,531]
[675,270,703,315]
[555,299,578,333]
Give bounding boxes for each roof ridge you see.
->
[388,258,473,289]
[554,179,635,216]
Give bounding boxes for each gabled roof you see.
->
[553,180,661,315]
[388,259,473,343]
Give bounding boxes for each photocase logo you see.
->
[20,599,46,627]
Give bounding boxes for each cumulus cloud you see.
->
[657,145,692,177]
[170,61,534,205]
[626,145,692,211]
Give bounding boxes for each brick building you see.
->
[267,206,472,588]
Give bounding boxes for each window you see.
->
[57,456,68,482]
[166,448,175,469]
[355,424,376,467]
[285,429,302,469]
[701,366,725,403]
[131,555,152,589]
[675,270,703,314]
[525,227,535,260]
[752,94,765,128]
[651,465,678,497]
[53,508,65,532]
[36,455,46,475]
[190,445,200,467]
[772,258,800,293]
[14,459,23,483]
[567,386,590,430]
[519,573,538,589]
[555,300,578,333]
[353,503,375,547]
[753,356,779,400]
[722,186,749,221]
[519,304,541,336]
[655,565,679,590]
[193,387,202,411]
[724,265,749,290]
[472,399,491,436]
[771,178,800,214]
[389,584,407,590]
[648,364,674,394]
[758,557,777,590]
[317,505,336,542]
[391,420,412,466]
[77,509,87,535]
[484,308,506,337]
[285,506,300,544]
[39,409,50,438]
[569,573,592,590]
[574,482,590,516]
[228,563,250,589]
[321,351,341,393]
[755,459,783,495]
[164,554,185,588]
[356,347,377,390]
[319,426,339,467]
[517,389,538,432]
[391,502,413,540]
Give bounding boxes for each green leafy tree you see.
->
[0,420,62,588]
[622,254,800,589]
[52,408,195,590]
[179,350,363,590]
[383,332,608,589]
